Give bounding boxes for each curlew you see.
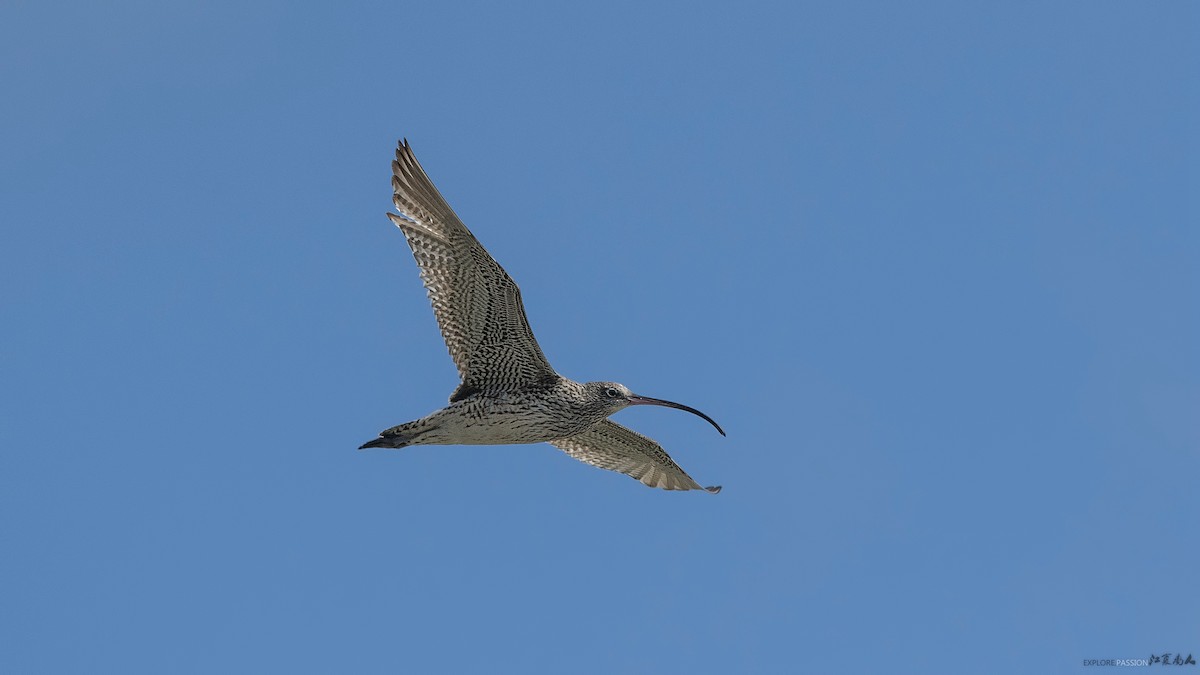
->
[360,140,724,492]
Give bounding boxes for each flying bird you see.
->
[360,140,724,492]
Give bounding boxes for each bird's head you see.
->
[583,381,726,436]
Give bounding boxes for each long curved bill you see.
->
[628,395,726,436]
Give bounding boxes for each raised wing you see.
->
[389,140,558,400]
[549,420,721,492]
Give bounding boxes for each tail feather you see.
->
[359,436,404,449]
[358,421,422,449]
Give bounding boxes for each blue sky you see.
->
[1,1,1196,672]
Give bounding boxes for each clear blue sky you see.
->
[2,1,1196,672]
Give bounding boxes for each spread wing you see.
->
[389,139,558,400]
[549,420,721,492]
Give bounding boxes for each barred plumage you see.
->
[361,140,723,493]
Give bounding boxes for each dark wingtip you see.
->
[395,139,413,163]
[359,438,386,450]
[704,485,722,494]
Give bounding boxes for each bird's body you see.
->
[364,378,606,447]
[361,140,724,492]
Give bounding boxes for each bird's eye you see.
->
[605,387,620,398]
